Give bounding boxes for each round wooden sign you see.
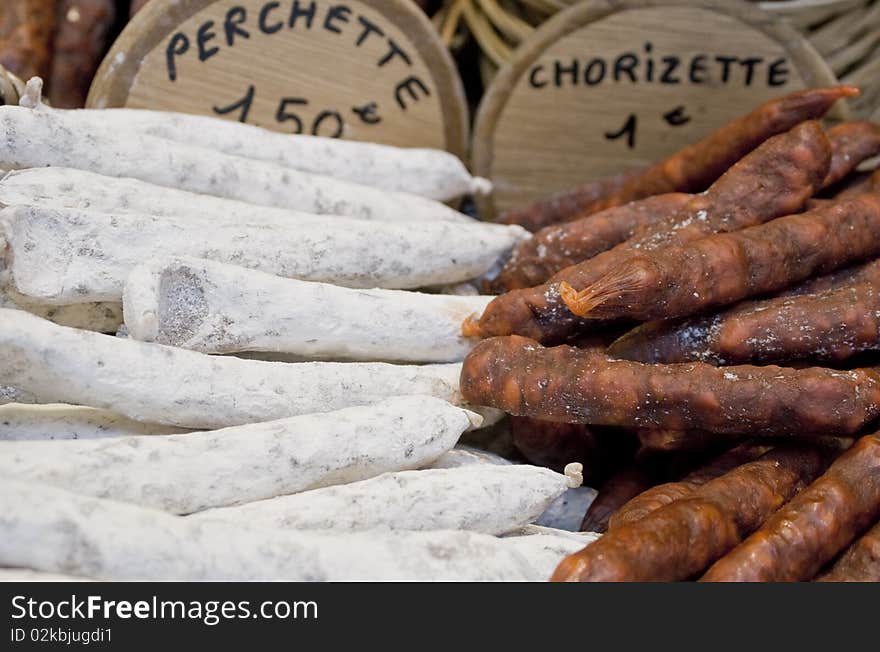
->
[87,0,468,157]
[473,0,844,218]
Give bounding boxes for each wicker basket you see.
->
[435,0,880,119]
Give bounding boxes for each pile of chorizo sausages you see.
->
[461,86,880,582]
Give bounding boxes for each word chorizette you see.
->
[528,42,791,89]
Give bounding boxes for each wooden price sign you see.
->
[473,0,844,218]
[87,0,468,156]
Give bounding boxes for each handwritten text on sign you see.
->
[481,6,809,213]
[527,41,790,149]
[125,0,447,147]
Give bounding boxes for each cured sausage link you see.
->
[609,261,880,365]
[608,444,769,529]
[551,446,830,581]
[560,193,880,322]
[466,121,831,344]
[460,335,880,436]
[701,433,880,582]
[816,520,880,582]
[494,194,691,291]
[823,121,880,189]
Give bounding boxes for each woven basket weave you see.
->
[435,0,880,119]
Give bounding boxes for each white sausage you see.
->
[0,404,190,441]
[123,257,493,362]
[192,465,576,534]
[0,396,472,514]
[0,167,469,223]
[2,204,526,302]
[1,240,122,331]
[57,105,490,201]
[0,98,469,223]
[0,309,469,430]
[0,478,583,581]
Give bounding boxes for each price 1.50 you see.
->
[213,85,382,138]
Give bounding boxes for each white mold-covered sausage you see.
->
[0,309,467,430]
[2,205,526,302]
[0,404,190,441]
[0,385,35,406]
[427,444,513,469]
[0,93,470,222]
[192,464,578,534]
[54,104,490,201]
[0,478,576,581]
[123,257,493,362]
[1,241,122,331]
[0,167,470,223]
[0,396,472,513]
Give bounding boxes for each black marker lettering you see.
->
[768,58,789,86]
[554,59,579,87]
[259,2,283,34]
[584,58,606,85]
[663,105,690,127]
[276,97,309,133]
[614,53,638,82]
[689,54,707,83]
[378,39,411,67]
[355,15,384,46]
[324,4,351,34]
[312,110,344,138]
[165,32,189,82]
[715,55,737,83]
[197,21,219,62]
[395,75,430,110]
[224,7,249,46]
[606,114,637,149]
[352,102,381,124]
[529,64,547,88]
[288,0,316,29]
[213,85,255,123]
[643,42,654,82]
[738,57,762,86]
[660,56,680,84]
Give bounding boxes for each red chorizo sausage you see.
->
[465,121,831,344]
[460,335,880,436]
[608,259,880,365]
[701,433,880,582]
[0,0,55,83]
[552,445,831,581]
[816,519,880,582]
[509,416,600,475]
[822,121,880,189]
[494,194,692,291]
[608,443,770,529]
[497,172,635,233]
[580,462,658,534]
[48,1,117,109]
[560,193,880,322]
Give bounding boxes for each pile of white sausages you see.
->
[0,78,597,582]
